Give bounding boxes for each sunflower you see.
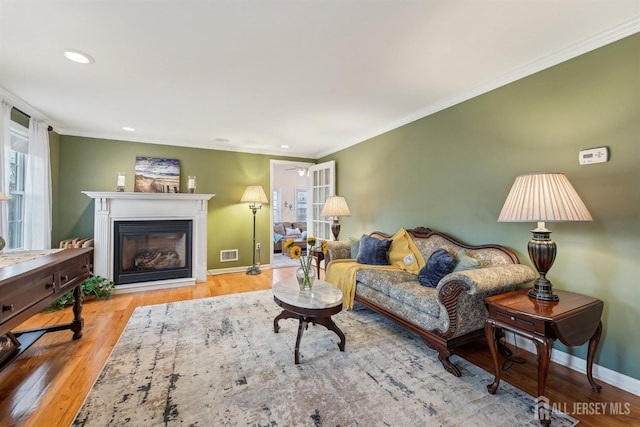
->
[290,246,302,259]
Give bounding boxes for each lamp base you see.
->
[527,226,559,302]
[246,265,262,275]
[528,280,559,302]
[331,220,341,241]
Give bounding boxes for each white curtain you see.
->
[0,101,11,242]
[23,119,52,249]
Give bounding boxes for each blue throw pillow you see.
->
[356,234,391,265]
[350,236,361,258]
[418,249,456,287]
[274,232,283,243]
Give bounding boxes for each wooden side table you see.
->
[484,289,603,409]
[313,250,325,279]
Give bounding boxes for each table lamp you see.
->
[498,173,592,301]
[321,196,351,240]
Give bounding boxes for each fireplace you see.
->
[113,220,192,285]
[83,191,214,293]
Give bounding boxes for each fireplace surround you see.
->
[83,191,214,293]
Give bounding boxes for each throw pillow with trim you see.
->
[356,234,392,265]
[274,232,283,243]
[388,227,426,274]
[349,236,361,258]
[274,223,286,236]
[285,227,302,236]
[453,249,481,272]
[418,248,456,287]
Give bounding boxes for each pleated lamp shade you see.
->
[320,196,352,218]
[240,185,269,204]
[498,173,592,223]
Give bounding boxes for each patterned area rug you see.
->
[73,290,577,426]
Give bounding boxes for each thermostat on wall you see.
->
[579,147,608,165]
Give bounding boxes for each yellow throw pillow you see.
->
[388,228,425,274]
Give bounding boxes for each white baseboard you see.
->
[207,264,273,276]
[504,334,640,396]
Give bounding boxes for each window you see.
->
[7,122,28,250]
[295,189,307,222]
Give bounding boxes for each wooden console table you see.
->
[484,288,603,423]
[0,248,93,368]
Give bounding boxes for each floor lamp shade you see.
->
[321,196,352,241]
[241,185,269,275]
[498,173,592,301]
[240,185,269,205]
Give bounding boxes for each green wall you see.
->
[54,136,311,270]
[320,34,640,380]
[52,34,638,380]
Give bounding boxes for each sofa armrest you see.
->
[326,240,352,262]
[439,264,537,297]
[435,264,537,338]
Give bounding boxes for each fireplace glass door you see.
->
[113,220,192,285]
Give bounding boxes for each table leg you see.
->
[485,319,502,394]
[312,316,346,351]
[71,285,84,340]
[273,309,297,333]
[295,317,309,364]
[587,321,603,392]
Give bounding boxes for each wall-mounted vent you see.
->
[220,249,239,262]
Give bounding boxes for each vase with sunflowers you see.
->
[284,236,327,291]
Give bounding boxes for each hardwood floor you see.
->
[1,267,638,426]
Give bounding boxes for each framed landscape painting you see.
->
[134,156,181,193]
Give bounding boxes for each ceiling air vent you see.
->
[220,249,238,262]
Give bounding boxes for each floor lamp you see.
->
[241,185,269,275]
[498,173,592,301]
[321,195,351,240]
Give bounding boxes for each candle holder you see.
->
[116,172,126,192]
[187,176,196,193]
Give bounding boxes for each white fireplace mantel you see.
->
[83,191,215,293]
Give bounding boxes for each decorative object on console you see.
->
[241,185,269,275]
[116,173,126,192]
[187,176,196,193]
[0,192,9,251]
[320,195,352,240]
[498,172,592,302]
[134,156,180,193]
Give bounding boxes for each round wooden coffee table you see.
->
[273,279,346,364]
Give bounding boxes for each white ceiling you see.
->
[1,1,638,159]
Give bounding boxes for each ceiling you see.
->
[1,1,638,159]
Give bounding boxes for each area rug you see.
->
[73,290,577,426]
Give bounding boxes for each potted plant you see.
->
[45,274,115,311]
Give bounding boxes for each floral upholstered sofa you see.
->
[325,226,536,377]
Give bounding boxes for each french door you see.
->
[307,160,335,240]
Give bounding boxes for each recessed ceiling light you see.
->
[281,145,289,149]
[63,49,95,64]
[122,126,135,132]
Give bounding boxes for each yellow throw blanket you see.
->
[325,259,403,309]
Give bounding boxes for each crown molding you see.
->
[318,17,640,159]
